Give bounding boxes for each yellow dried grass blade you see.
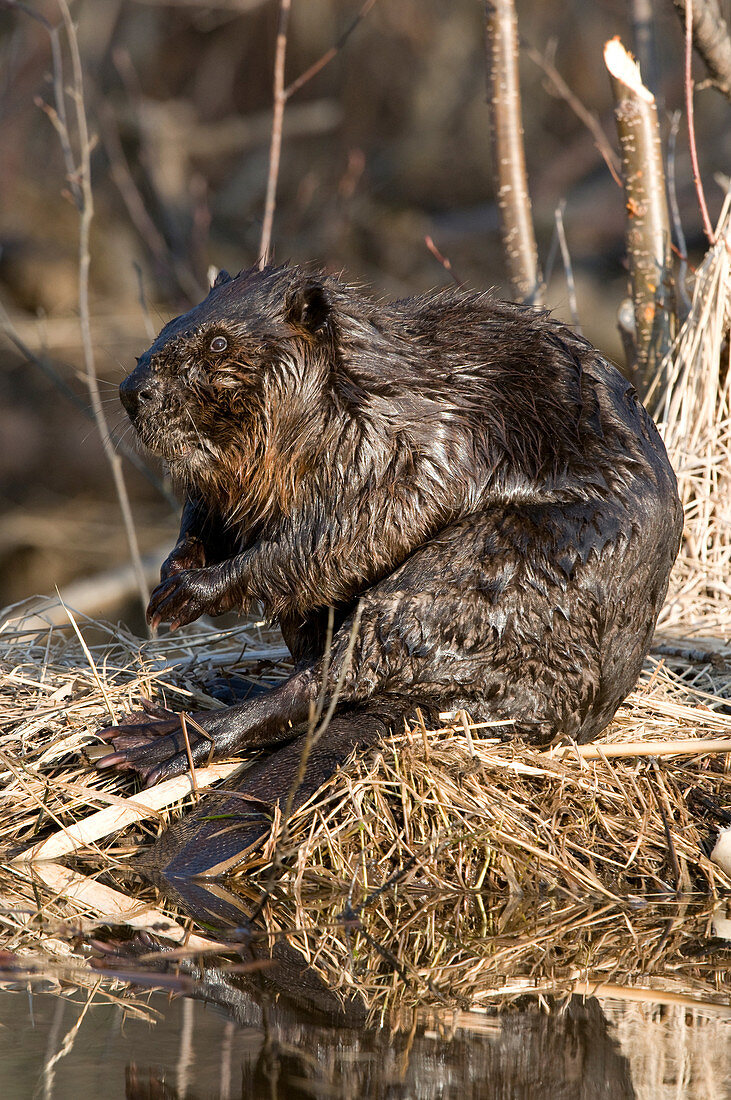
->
[12,762,244,862]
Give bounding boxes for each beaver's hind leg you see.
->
[95,667,322,786]
[95,498,662,857]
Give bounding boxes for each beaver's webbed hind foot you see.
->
[94,670,317,786]
[136,700,404,878]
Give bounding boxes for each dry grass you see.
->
[0,598,729,1028]
[0,596,288,862]
[651,193,731,637]
[252,653,731,901]
[0,597,729,907]
[244,888,731,1026]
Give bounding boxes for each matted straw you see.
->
[650,194,731,637]
[0,598,729,904]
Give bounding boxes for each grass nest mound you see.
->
[0,597,729,904]
[1,600,730,1028]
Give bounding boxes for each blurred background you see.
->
[1,0,729,630]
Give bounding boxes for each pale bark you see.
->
[604,38,674,409]
[484,0,542,304]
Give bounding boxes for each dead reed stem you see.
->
[650,197,731,636]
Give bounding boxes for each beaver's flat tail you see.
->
[136,698,407,880]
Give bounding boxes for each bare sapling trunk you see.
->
[259,0,292,268]
[258,0,381,267]
[484,0,542,305]
[604,38,674,412]
[58,3,150,620]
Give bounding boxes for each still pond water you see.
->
[1,893,729,1100]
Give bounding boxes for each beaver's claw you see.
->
[160,535,206,579]
[147,566,238,631]
[94,707,228,786]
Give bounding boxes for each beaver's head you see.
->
[120,264,335,493]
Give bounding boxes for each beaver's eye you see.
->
[210,335,228,353]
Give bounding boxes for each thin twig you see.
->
[258,0,380,266]
[258,0,292,267]
[178,713,199,800]
[667,110,692,321]
[283,0,380,101]
[685,0,717,245]
[2,1,82,209]
[38,3,150,621]
[98,101,201,303]
[542,217,560,290]
[424,236,463,287]
[554,200,581,333]
[525,43,622,187]
[59,599,115,721]
[110,47,203,300]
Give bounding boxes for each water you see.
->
[1,892,729,1099]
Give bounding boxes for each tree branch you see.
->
[258,0,291,268]
[673,0,731,101]
[684,0,717,245]
[525,42,622,187]
[604,37,674,409]
[484,0,542,304]
[283,0,380,101]
[57,1,149,619]
[554,200,581,333]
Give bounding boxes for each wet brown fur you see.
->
[104,263,684,873]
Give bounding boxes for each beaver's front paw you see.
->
[147,566,238,630]
[160,536,206,580]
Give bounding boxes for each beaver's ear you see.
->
[286,280,330,334]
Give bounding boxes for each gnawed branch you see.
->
[604,37,674,409]
[484,0,542,304]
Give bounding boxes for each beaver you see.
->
[96,263,683,876]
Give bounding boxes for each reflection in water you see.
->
[2,972,730,1098]
[89,881,729,1098]
[0,880,729,1098]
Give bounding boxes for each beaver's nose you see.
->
[119,364,154,420]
